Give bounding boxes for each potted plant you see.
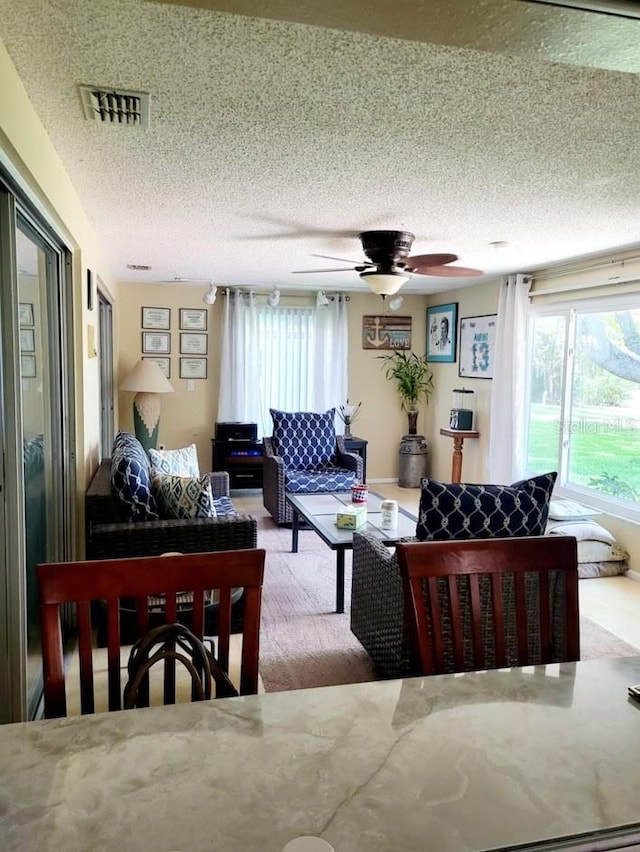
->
[377,351,434,435]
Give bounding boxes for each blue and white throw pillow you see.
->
[415,472,557,542]
[111,431,159,522]
[270,408,336,470]
[152,473,216,520]
[149,443,200,477]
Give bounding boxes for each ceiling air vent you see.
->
[79,85,150,128]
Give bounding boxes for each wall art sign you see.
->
[179,357,207,379]
[458,314,497,379]
[362,315,412,350]
[141,307,171,330]
[426,303,458,363]
[179,308,207,330]
[142,332,171,354]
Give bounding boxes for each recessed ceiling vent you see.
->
[79,85,150,128]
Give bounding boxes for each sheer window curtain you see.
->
[217,291,348,438]
[488,273,532,483]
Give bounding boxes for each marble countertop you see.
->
[3,657,640,851]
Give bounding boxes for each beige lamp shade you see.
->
[120,359,174,452]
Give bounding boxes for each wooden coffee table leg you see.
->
[336,550,345,614]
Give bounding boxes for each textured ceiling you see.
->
[2,0,640,295]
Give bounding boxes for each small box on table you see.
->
[336,505,367,530]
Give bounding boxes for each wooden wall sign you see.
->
[362,315,412,350]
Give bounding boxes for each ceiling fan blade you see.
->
[291,267,356,274]
[311,254,369,264]
[412,265,484,277]
[404,253,458,269]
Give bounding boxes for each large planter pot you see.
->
[398,434,428,487]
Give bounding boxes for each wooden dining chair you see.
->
[396,536,579,676]
[37,548,265,718]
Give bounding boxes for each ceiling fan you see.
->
[292,230,483,295]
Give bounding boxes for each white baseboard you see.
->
[627,568,640,582]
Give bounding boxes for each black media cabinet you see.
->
[212,422,263,489]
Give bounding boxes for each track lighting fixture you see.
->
[202,283,217,305]
[266,287,281,307]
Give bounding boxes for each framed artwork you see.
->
[179,308,207,330]
[141,307,171,330]
[180,332,208,355]
[19,303,34,327]
[179,357,207,379]
[19,328,35,352]
[458,314,497,379]
[142,355,171,379]
[21,354,36,378]
[362,315,412,350]
[142,332,171,354]
[87,269,94,311]
[426,303,457,362]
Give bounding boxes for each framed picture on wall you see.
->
[179,357,207,379]
[179,308,207,330]
[19,328,35,352]
[458,314,497,379]
[19,303,34,327]
[142,356,171,379]
[426,303,457,363]
[180,332,208,355]
[141,307,171,330]
[142,332,171,354]
[21,354,36,378]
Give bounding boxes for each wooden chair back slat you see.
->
[76,601,95,715]
[396,536,579,677]
[37,549,265,718]
[106,598,122,711]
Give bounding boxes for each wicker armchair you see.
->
[351,531,576,680]
[263,434,363,525]
[85,459,257,560]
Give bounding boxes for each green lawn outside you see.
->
[527,403,640,497]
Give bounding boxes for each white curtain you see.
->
[217,291,349,438]
[314,294,348,413]
[217,289,261,426]
[488,273,532,483]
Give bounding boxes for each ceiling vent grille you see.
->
[79,85,150,128]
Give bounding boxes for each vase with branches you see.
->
[377,351,434,435]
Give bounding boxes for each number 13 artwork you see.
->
[459,315,497,379]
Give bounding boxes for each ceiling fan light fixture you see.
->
[359,270,409,296]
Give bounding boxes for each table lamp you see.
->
[119,359,174,452]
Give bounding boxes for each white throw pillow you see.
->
[577,540,629,564]
[149,443,200,477]
[547,499,600,520]
[546,520,616,544]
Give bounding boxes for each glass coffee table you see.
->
[286,491,418,614]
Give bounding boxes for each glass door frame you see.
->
[0,174,76,722]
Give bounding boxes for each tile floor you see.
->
[234,483,640,649]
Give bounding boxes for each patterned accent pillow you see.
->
[152,473,216,519]
[270,408,336,470]
[149,443,200,477]
[212,496,238,517]
[415,472,557,542]
[110,431,159,522]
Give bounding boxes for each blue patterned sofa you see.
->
[86,431,257,560]
[262,408,364,525]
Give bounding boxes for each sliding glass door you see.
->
[0,178,74,722]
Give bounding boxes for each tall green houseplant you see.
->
[377,351,434,434]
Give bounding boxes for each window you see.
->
[525,297,640,519]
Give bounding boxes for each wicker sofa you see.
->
[85,458,257,560]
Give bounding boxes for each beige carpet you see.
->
[256,509,639,692]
